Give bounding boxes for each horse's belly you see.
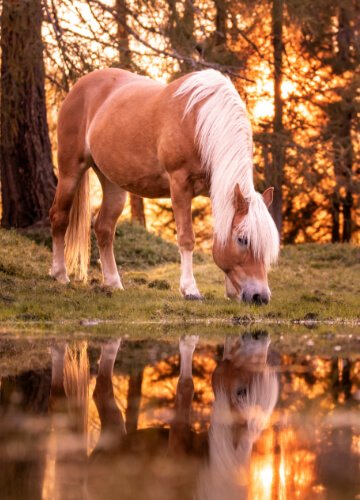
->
[124,172,171,198]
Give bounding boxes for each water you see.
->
[0,329,359,500]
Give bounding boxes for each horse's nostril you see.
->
[252,293,261,304]
[252,293,269,305]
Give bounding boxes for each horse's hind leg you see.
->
[50,163,86,283]
[94,172,127,289]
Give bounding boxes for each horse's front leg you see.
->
[170,174,202,300]
[168,335,199,455]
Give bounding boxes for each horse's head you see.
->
[212,184,279,305]
[212,331,278,440]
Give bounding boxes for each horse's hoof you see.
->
[102,338,122,355]
[102,280,124,290]
[49,269,70,284]
[184,293,204,301]
[179,335,199,360]
[107,284,124,291]
[180,335,199,347]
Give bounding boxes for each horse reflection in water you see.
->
[197,334,278,499]
[49,334,278,500]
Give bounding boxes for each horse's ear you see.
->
[234,184,248,214]
[262,187,274,208]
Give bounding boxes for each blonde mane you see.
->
[196,368,279,500]
[175,69,279,267]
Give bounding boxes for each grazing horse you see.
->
[48,334,278,499]
[50,69,280,303]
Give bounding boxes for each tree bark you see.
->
[115,0,146,227]
[115,0,131,70]
[337,8,354,242]
[328,6,354,242]
[214,0,227,46]
[331,195,340,243]
[167,0,195,74]
[0,0,57,228]
[266,0,284,236]
[330,95,354,242]
[130,193,146,227]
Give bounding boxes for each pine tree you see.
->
[115,0,146,227]
[0,0,57,228]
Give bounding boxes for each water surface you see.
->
[0,329,359,499]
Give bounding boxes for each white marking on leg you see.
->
[50,237,70,284]
[98,339,122,378]
[179,249,202,298]
[179,335,199,378]
[98,246,124,289]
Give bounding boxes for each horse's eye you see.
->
[237,236,248,246]
[236,387,247,398]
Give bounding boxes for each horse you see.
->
[50,68,280,304]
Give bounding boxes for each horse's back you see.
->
[57,68,202,198]
[58,69,156,133]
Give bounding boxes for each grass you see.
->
[0,224,359,329]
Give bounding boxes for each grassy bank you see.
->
[0,224,359,327]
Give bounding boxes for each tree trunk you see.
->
[266,0,284,236]
[214,0,227,46]
[115,0,146,227]
[125,370,143,433]
[0,0,57,229]
[337,9,354,242]
[331,97,354,243]
[130,194,146,227]
[331,195,340,243]
[115,0,131,70]
[167,0,195,74]
[328,6,354,242]
[343,189,353,242]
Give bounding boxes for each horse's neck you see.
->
[175,70,256,245]
[208,151,255,246]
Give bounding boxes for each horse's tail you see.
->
[65,170,91,282]
[64,342,89,444]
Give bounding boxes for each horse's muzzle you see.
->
[225,275,270,305]
[242,290,270,305]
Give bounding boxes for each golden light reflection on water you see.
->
[251,426,324,500]
[50,350,357,499]
[15,346,356,500]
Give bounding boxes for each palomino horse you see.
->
[50,69,280,303]
[48,334,278,499]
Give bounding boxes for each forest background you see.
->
[0,0,359,250]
